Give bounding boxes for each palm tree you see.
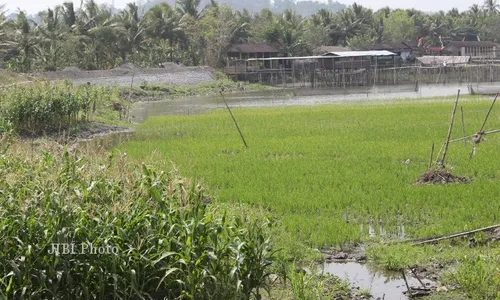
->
[35,7,67,70]
[176,0,205,20]
[0,5,13,57]
[114,3,145,62]
[61,2,77,29]
[10,11,37,71]
[266,10,306,56]
[484,0,499,14]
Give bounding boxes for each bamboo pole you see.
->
[440,90,461,166]
[219,90,248,148]
[411,224,500,246]
[460,106,466,148]
[479,93,498,133]
[428,143,434,169]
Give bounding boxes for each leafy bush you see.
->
[0,150,277,299]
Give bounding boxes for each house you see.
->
[225,44,283,74]
[312,46,350,56]
[363,42,417,62]
[444,41,499,58]
[227,44,282,61]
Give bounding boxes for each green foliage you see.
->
[1,1,499,70]
[383,10,417,43]
[445,254,500,299]
[0,150,278,299]
[0,81,119,135]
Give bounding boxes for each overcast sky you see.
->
[2,0,484,15]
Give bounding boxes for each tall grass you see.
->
[0,81,120,135]
[0,146,277,299]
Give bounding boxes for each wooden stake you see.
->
[409,266,426,289]
[401,269,411,295]
[479,93,498,133]
[440,90,460,166]
[469,93,498,159]
[219,91,248,148]
[460,106,466,148]
[428,143,434,170]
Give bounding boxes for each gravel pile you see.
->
[44,65,216,87]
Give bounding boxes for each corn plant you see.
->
[0,150,278,299]
[0,81,117,135]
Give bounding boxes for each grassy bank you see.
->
[121,78,276,102]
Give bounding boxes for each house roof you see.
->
[246,51,397,61]
[313,46,350,55]
[323,50,397,57]
[446,41,499,48]
[417,56,471,66]
[228,44,279,53]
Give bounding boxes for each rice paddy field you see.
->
[121,96,500,248]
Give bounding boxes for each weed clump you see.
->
[416,168,470,185]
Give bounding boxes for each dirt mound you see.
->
[159,62,187,72]
[116,62,137,70]
[416,169,470,184]
[61,66,82,73]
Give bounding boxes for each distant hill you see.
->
[141,0,346,16]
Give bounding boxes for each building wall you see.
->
[459,46,496,58]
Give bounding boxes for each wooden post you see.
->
[460,106,466,148]
[441,90,461,166]
[219,91,248,148]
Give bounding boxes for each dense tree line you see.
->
[142,0,346,16]
[0,0,500,72]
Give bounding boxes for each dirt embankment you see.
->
[40,63,217,87]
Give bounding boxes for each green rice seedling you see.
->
[122,98,500,247]
[444,253,500,299]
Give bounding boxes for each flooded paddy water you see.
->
[131,82,500,122]
[322,261,435,300]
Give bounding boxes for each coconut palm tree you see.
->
[10,11,37,71]
[35,7,67,70]
[114,3,145,62]
[484,0,499,14]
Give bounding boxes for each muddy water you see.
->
[131,82,500,122]
[323,262,435,300]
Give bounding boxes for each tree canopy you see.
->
[0,0,499,71]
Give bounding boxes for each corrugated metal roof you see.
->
[417,56,471,66]
[246,51,397,61]
[313,46,350,55]
[227,44,279,53]
[323,50,397,57]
